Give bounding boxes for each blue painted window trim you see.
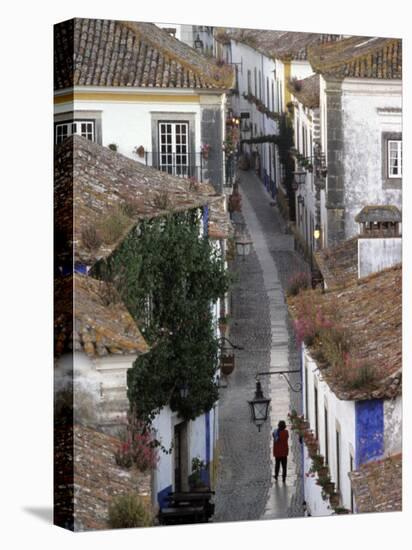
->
[157,484,173,509]
[202,206,209,237]
[355,399,384,468]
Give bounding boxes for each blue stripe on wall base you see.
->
[157,485,173,509]
[355,399,384,468]
[204,411,211,486]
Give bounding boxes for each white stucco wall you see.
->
[228,40,280,185]
[55,351,137,430]
[303,348,356,515]
[292,96,317,250]
[358,238,402,278]
[152,405,216,500]
[152,406,175,497]
[384,395,402,456]
[290,60,315,81]
[341,79,402,238]
[55,94,203,161]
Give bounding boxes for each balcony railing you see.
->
[141,151,206,182]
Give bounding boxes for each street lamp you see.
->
[248,379,271,432]
[235,239,253,261]
[293,171,306,186]
[177,382,189,399]
[248,370,302,431]
[194,34,204,50]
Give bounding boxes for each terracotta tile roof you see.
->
[208,196,234,240]
[287,73,320,109]
[349,453,402,513]
[54,18,234,91]
[54,424,151,531]
[289,264,402,400]
[217,28,341,61]
[55,136,232,266]
[315,237,358,289]
[308,36,402,79]
[54,273,149,357]
[355,205,402,223]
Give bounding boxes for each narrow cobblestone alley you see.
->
[214,169,309,523]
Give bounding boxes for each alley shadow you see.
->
[23,506,53,524]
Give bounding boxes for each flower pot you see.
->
[329,493,340,507]
[136,146,145,158]
[220,354,235,376]
[318,466,329,478]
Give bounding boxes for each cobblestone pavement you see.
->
[213,219,273,522]
[214,169,309,522]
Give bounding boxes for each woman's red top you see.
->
[273,429,289,457]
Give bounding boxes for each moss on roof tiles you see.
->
[308,36,402,79]
[54,18,235,91]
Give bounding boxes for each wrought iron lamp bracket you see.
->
[256,370,302,393]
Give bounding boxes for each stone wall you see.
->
[201,104,224,191]
[324,78,346,246]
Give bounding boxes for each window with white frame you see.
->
[158,121,189,177]
[55,120,95,144]
[382,132,402,187]
[388,139,402,178]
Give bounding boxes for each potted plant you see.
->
[201,143,211,160]
[189,457,209,491]
[134,145,145,158]
[218,315,230,334]
[220,353,235,376]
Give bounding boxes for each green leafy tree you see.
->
[92,209,230,424]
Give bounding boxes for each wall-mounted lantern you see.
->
[178,383,189,399]
[293,171,307,186]
[297,196,305,207]
[248,379,271,432]
[236,239,253,260]
[314,224,321,241]
[194,34,204,50]
[248,370,301,431]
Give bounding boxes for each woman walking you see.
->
[272,420,289,482]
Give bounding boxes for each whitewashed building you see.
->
[287,74,322,256]
[157,23,215,56]
[54,18,235,192]
[308,36,402,247]
[296,217,402,516]
[214,29,341,205]
[54,135,232,511]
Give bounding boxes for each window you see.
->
[266,77,270,108]
[247,70,252,94]
[158,122,189,177]
[349,453,355,512]
[388,140,402,177]
[304,362,309,418]
[55,120,95,144]
[258,70,262,99]
[254,68,257,96]
[314,384,319,439]
[324,405,329,464]
[271,81,275,112]
[336,428,341,492]
[382,132,402,187]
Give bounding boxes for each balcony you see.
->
[140,151,206,182]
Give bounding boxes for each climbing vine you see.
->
[91,209,230,424]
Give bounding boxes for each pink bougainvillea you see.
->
[115,414,159,472]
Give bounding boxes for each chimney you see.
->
[356,205,402,278]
